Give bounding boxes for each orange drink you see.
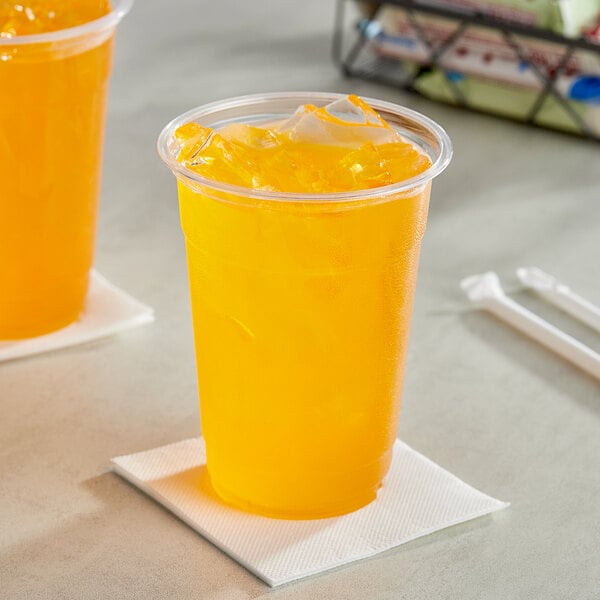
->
[0,1,133,339]
[158,93,452,519]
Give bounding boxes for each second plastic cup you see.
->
[159,92,452,519]
[0,0,133,339]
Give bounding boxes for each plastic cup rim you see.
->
[157,92,453,203]
[0,0,134,45]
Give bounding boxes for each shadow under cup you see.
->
[0,0,133,340]
[158,93,452,519]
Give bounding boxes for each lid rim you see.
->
[0,0,134,45]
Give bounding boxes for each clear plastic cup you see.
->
[0,0,134,339]
[158,92,452,519]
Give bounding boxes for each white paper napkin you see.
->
[0,270,154,362]
[112,437,508,587]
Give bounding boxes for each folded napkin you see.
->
[0,271,154,362]
[112,437,508,587]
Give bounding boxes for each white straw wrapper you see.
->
[461,272,600,381]
[516,267,600,334]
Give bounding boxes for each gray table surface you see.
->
[2,1,600,598]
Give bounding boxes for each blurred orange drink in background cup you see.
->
[0,0,133,339]
[158,93,452,519]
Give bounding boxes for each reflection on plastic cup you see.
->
[0,0,133,339]
[159,93,452,519]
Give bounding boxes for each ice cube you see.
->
[276,95,401,147]
[220,123,279,149]
[175,122,213,166]
[180,126,278,191]
[339,140,430,188]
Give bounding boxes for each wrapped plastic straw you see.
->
[461,271,600,381]
[517,267,600,334]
